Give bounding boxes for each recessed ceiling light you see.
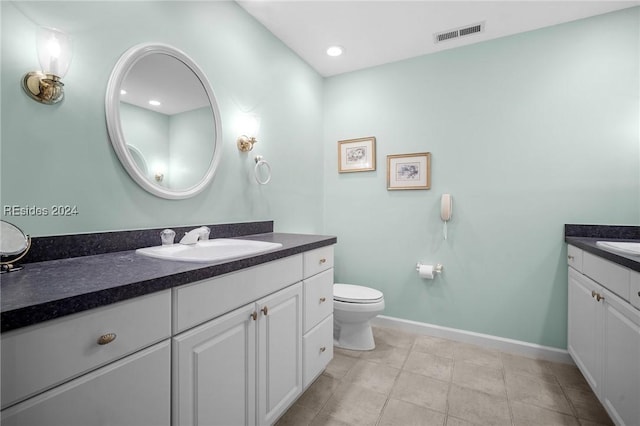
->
[149,100,161,106]
[326,46,344,57]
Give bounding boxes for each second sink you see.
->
[136,238,283,263]
[596,241,640,256]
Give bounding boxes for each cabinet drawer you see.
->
[583,252,630,301]
[1,290,171,409]
[173,255,303,333]
[631,270,640,310]
[304,269,334,333]
[303,314,334,389]
[304,246,334,278]
[1,341,170,426]
[567,245,583,272]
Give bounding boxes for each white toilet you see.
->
[333,284,385,351]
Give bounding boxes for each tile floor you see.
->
[276,326,613,426]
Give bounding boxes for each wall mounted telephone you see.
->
[441,194,452,222]
[441,194,452,239]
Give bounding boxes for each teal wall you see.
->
[1,1,325,236]
[1,2,638,349]
[323,8,640,349]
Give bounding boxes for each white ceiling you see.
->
[237,1,640,77]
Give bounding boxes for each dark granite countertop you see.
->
[564,224,639,272]
[0,232,337,333]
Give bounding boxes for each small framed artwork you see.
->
[387,152,431,190]
[338,137,376,173]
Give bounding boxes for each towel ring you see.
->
[254,155,272,185]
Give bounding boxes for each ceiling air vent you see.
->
[434,22,485,44]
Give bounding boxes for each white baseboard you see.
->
[371,315,573,365]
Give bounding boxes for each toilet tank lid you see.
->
[334,283,383,303]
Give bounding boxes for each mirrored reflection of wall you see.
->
[169,106,214,189]
[119,103,213,189]
[120,102,170,186]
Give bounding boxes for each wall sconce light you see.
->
[236,115,260,152]
[22,27,72,105]
[155,172,164,183]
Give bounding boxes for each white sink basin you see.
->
[136,238,283,263]
[596,241,640,256]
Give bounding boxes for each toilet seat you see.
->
[334,284,383,304]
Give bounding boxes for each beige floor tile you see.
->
[344,359,400,395]
[373,326,416,349]
[296,374,342,412]
[309,414,353,426]
[445,416,479,426]
[323,352,358,380]
[445,416,477,426]
[563,387,614,425]
[334,346,363,359]
[275,403,317,426]
[506,372,573,415]
[452,360,506,397]
[452,342,503,370]
[413,334,459,359]
[318,382,387,426]
[510,400,580,426]
[359,339,410,369]
[404,350,453,382]
[390,371,449,413]
[548,362,591,391]
[502,352,556,383]
[448,383,512,425]
[379,398,446,426]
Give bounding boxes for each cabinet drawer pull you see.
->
[320,346,326,353]
[251,311,258,321]
[319,297,326,303]
[567,255,574,261]
[319,258,327,264]
[596,293,605,302]
[261,306,268,316]
[97,333,117,345]
[591,290,597,299]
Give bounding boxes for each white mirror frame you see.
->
[105,43,223,200]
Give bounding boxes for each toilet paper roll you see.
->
[418,264,435,279]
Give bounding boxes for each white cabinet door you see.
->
[601,288,640,426]
[257,282,303,426]
[568,268,603,394]
[173,303,257,426]
[1,341,170,426]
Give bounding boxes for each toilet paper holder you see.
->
[416,263,443,274]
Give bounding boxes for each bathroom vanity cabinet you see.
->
[0,241,335,426]
[567,245,640,426]
[0,290,172,425]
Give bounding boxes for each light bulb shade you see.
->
[238,114,260,138]
[37,27,72,78]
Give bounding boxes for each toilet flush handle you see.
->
[319,297,326,303]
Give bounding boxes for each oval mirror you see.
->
[105,43,222,199]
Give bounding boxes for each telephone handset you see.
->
[441,194,452,222]
[441,194,452,240]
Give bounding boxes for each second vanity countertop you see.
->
[0,232,337,333]
[564,224,640,273]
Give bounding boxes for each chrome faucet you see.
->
[179,226,210,245]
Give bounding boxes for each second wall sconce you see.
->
[22,27,72,105]
[236,114,260,152]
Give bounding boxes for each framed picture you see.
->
[387,152,431,190]
[338,137,376,173]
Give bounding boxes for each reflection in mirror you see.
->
[127,144,149,178]
[105,43,222,199]
[1,220,31,273]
